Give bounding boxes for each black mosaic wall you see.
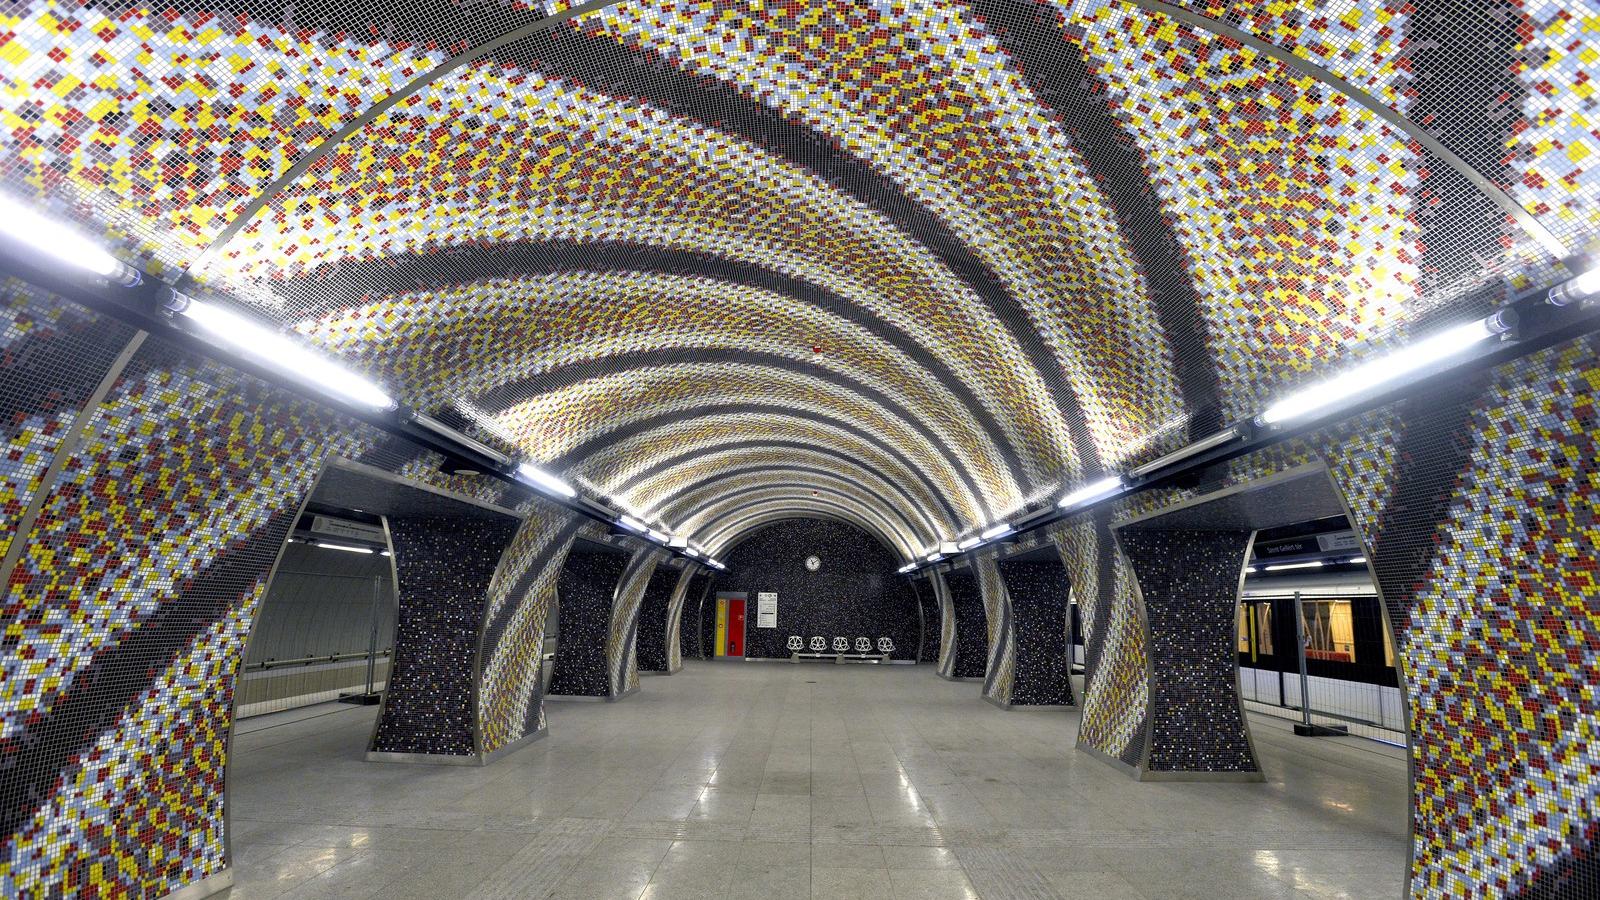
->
[715,519,917,660]
[943,566,989,679]
[546,541,629,697]
[369,515,520,756]
[1116,529,1257,774]
[995,555,1075,706]
[632,562,680,673]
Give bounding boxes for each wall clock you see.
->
[805,555,820,571]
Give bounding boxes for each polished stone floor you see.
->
[224,661,1409,899]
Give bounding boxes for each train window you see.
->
[1301,599,1356,663]
[1237,602,1274,658]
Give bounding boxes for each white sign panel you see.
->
[1316,530,1361,553]
[756,592,778,628]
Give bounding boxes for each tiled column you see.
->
[1115,529,1259,780]
[368,515,520,762]
[994,554,1075,707]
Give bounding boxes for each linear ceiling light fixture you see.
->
[1057,476,1124,511]
[165,293,398,412]
[617,514,647,533]
[1264,560,1325,572]
[316,541,375,554]
[957,536,981,551]
[897,563,916,574]
[980,522,1014,540]
[1549,268,1600,307]
[0,195,142,286]
[1257,313,1514,427]
[1127,426,1244,479]
[514,461,577,499]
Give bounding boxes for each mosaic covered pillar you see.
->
[1114,529,1259,780]
[546,543,630,699]
[941,566,989,680]
[368,515,521,762]
[994,554,1075,707]
[607,548,665,698]
[930,571,958,678]
[1051,510,1152,772]
[475,515,585,758]
[0,305,369,899]
[633,561,686,674]
[1319,336,1600,898]
[974,555,1018,707]
[662,565,709,674]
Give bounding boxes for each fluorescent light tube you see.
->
[925,552,942,563]
[1259,319,1494,426]
[1264,560,1324,572]
[515,461,576,498]
[957,537,981,551]
[897,564,915,573]
[980,523,1013,540]
[684,548,700,558]
[617,515,646,532]
[1058,476,1123,509]
[1550,268,1600,306]
[668,535,688,548]
[939,541,959,555]
[1349,556,1367,565]
[646,529,668,542]
[172,296,397,412]
[0,195,140,285]
[1127,427,1242,479]
[316,542,373,554]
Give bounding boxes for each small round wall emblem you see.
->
[805,555,821,571]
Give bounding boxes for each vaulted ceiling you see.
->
[4,0,1590,556]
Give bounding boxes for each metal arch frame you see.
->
[485,356,1004,516]
[182,0,635,280]
[701,500,914,560]
[689,490,919,558]
[666,479,930,551]
[616,440,959,535]
[640,462,943,539]
[1130,0,1570,263]
[563,404,979,525]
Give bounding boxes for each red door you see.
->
[726,599,746,657]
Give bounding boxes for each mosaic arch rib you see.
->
[212,49,1086,471]
[636,461,945,541]
[483,357,1008,514]
[702,503,918,562]
[566,409,978,527]
[616,441,961,539]
[661,478,932,554]
[687,490,922,561]
[280,239,1032,478]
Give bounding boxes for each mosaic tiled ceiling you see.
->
[2,0,1593,554]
